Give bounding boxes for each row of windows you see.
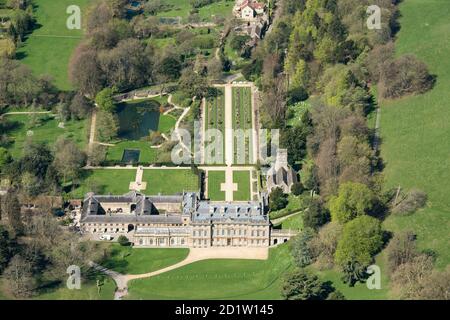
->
[137,238,186,246]
[193,229,267,237]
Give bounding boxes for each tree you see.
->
[0,147,11,168]
[385,231,418,275]
[0,38,16,58]
[390,254,434,299]
[418,266,450,300]
[269,187,288,211]
[291,182,304,196]
[70,93,94,119]
[392,189,427,215]
[281,269,328,300]
[98,39,152,91]
[3,254,35,297]
[118,235,130,246]
[69,44,104,97]
[1,191,23,235]
[179,66,210,99]
[300,159,319,192]
[329,182,375,224]
[20,142,53,178]
[0,225,14,273]
[340,259,368,287]
[280,125,309,165]
[309,222,342,270]
[335,215,384,269]
[380,54,434,99]
[96,110,119,142]
[95,87,117,113]
[302,199,330,230]
[53,137,87,184]
[291,228,315,268]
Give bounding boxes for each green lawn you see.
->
[71,169,137,198]
[379,0,450,269]
[233,170,251,201]
[276,213,303,231]
[35,275,116,300]
[106,141,158,163]
[0,274,116,300]
[17,0,91,90]
[207,170,226,201]
[159,114,177,134]
[101,245,189,275]
[126,244,293,300]
[269,194,305,219]
[157,0,232,22]
[4,114,88,158]
[142,169,199,194]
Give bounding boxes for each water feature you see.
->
[117,99,161,141]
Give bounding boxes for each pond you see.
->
[122,149,141,164]
[117,99,161,141]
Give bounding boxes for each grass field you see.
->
[232,87,253,164]
[157,0,233,22]
[0,273,116,300]
[106,140,158,163]
[35,275,116,300]
[232,170,251,201]
[142,169,199,194]
[17,0,91,90]
[4,114,88,158]
[71,169,137,198]
[207,170,226,201]
[126,244,293,300]
[379,0,450,269]
[101,245,189,275]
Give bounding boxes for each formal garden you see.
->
[232,86,253,164]
[204,87,226,163]
[104,98,177,165]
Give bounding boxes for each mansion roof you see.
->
[80,191,268,225]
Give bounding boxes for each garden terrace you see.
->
[232,86,253,164]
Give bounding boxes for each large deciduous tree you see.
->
[329,182,374,224]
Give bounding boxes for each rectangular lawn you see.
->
[71,169,137,198]
[233,170,251,201]
[207,170,226,201]
[142,169,199,194]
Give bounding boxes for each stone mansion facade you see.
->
[80,191,293,248]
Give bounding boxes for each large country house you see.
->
[80,191,293,247]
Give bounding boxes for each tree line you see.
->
[253,0,444,300]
